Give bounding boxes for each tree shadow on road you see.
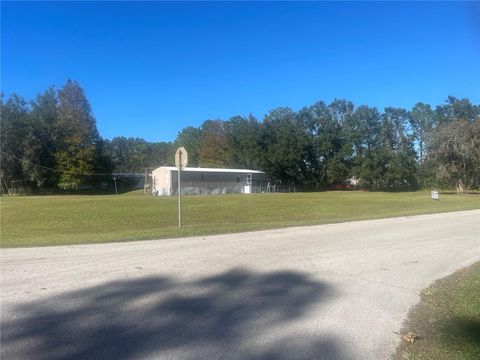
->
[1,268,349,360]
[440,317,480,347]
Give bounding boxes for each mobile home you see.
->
[151,166,268,196]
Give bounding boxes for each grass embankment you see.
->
[1,191,479,247]
[393,262,480,360]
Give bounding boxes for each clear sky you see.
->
[2,1,479,142]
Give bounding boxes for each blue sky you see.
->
[2,1,479,142]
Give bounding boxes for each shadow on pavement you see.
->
[1,268,348,360]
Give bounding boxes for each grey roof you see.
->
[154,166,264,174]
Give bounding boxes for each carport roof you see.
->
[156,166,264,174]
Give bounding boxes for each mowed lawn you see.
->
[1,191,479,247]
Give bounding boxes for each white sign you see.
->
[431,191,439,200]
[175,147,188,170]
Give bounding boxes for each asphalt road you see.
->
[1,210,479,360]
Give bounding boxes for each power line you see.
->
[0,151,112,176]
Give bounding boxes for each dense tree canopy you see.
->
[428,98,480,192]
[1,94,30,187]
[0,81,113,191]
[198,120,232,168]
[104,137,174,173]
[1,80,478,193]
[175,126,202,167]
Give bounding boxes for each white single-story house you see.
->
[150,166,268,196]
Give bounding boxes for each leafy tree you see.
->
[429,118,480,193]
[410,103,435,163]
[376,107,417,190]
[344,106,417,190]
[296,102,327,187]
[228,115,263,169]
[119,138,150,170]
[344,105,381,186]
[0,94,30,187]
[262,108,309,184]
[329,99,354,125]
[149,141,176,168]
[427,97,480,192]
[22,87,59,188]
[105,137,131,172]
[435,96,480,124]
[198,120,232,167]
[105,137,173,172]
[296,101,352,188]
[326,100,355,184]
[320,101,354,186]
[175,126,202,167]
[54,80,108,189]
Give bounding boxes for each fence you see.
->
[176,181,243,196]
[171,181,296,196]
[251,184,296,194]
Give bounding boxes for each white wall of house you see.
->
[151,167,173,196]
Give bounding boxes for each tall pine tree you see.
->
[54,80,106,189]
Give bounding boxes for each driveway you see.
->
[1,210,479,359]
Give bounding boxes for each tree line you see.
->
[1,80,479,193]
[177,98,479,192]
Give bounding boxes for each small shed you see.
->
[151,166,268,196]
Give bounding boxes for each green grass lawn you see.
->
[1,191,479,247]
[393,262,480,360]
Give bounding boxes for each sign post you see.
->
[175,147,188,228]
[431,190,439,200]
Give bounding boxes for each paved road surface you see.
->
[1,210,479,360]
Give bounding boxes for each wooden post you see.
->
[144,168,148,195]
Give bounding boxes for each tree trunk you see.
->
[456,179,465,194]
